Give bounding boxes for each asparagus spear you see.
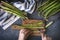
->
[45,21,53,28]
[1,1,25,14]
[0,1,27,19]
[0,5,26,18]
[22,20,44,27]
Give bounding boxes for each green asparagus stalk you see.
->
[20,26,44,29]
[45,21,53,28]
[22,24,44,27]
[1,1,24,14]
[0,1,27,19]
[20,25,44,29]
[0,5,25,18]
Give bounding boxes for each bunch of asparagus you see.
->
[38,0,60,19]
[0,1,26,19]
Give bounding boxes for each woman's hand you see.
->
[18,29,32,40]
[40,29,52,40]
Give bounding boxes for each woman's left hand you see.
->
[18,29,32,40]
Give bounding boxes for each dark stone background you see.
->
[0,0,60,40]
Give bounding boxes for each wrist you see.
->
[18,33,25,40]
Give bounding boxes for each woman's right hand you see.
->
[40,29,52,40]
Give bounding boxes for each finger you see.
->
[40,32,45,38]
[41,34,52,40]
[25,31,32,36]
[20,29,32,35]
[40,29,46,33]
[47,36,52,40]
[24,31,32,40]
[24,29,32,35]
[20,29,27,33]
[20,29,32,40]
